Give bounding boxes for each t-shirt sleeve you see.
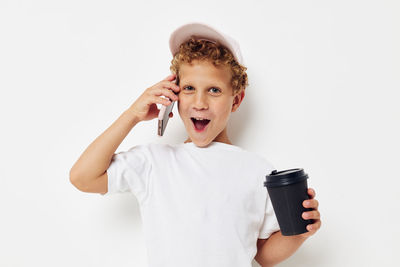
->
[258,162,280,239]
[100,144,152,205]
[258,192,280,239]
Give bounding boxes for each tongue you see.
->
[194,120,209,130]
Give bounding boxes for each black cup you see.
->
[264,168,313,236]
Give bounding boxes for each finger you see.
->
[154,88,179,101]
[162,81,181,93]
[303,199,319,209]
[302,210,320,220]
[151,95,172,106]
[307,219,321,232]
[308,188,316,199]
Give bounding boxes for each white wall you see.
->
[1,0,399,266]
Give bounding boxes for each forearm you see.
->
[70,108,140,183]
[255,231,308,267]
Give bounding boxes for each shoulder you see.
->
[145,142,178,152]
[126,142,173,151]
[125,142,180,158]
[236,147,275,173]
[113,143,176,165]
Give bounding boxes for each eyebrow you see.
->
[181,83,224,89]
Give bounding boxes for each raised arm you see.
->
[69,110,141,193]
[69,74,180,194]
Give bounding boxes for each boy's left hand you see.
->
[300,188,321,238]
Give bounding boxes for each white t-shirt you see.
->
[102,141,280,267]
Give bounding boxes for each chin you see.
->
[189,137,215,148]
[191,139,210,148]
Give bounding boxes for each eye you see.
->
[209,87,221,93]
[183,86,194,91]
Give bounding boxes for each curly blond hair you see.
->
[170,37,248,95]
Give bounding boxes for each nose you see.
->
[193,92,208,110]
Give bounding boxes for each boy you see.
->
[70,22,321,267]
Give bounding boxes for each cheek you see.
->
[177,96,191,109]
[215,103,232,119]
[177,100,188,116]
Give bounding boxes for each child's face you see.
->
[177,60,244,147]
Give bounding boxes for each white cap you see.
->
[169,22,244,65]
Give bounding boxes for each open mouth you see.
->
[191,117,211,132]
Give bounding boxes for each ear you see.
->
[231,90,245,112]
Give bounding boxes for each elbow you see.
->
[69,169,100,193]
[255,254,275,267]
[69,169,84,191]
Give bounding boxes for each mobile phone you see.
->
[157,76,179,136]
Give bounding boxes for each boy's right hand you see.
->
[127,74,180,122]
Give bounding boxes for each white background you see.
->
[1,0,399,266]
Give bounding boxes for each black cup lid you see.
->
[264,168,308,187]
